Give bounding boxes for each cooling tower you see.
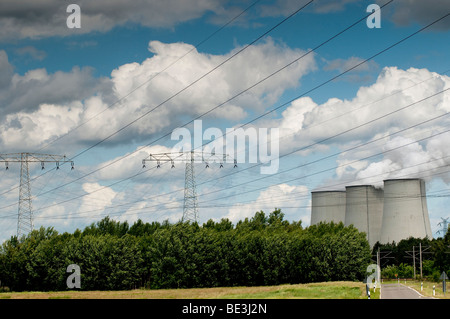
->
[345,185,384,247]
[310,191,346,225]
[379,179,432,244]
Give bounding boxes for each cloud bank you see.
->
[0,38,316,152]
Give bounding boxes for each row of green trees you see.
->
[0,209,372,291]
[372,232,450,281]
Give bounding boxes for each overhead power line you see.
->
[2,4,448,226]
[0,153,74,237]
[142,151,236,223]
[66,0,315,163]
[23,157,450,221]
[3,0,316,205]
[20,99,450,221]
[437,217,449,236]
[5,9,448,222]
[197,124,450,206]
[1,75,447,224]
[35,0,264,154]
[7,0,392,202]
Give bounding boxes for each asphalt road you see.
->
[381,284,435,299]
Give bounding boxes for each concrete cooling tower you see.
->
[379,179,432,244]
[344,185,384,248]
[310,191,346,225]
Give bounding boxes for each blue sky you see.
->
[0,0,449,242]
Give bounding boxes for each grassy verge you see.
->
[386,279,449,299]
[367,285,381,300]
[0,281,372,299]
[220,282,370,299]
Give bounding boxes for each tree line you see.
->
[371,232,450,281]
[0,209,372,291]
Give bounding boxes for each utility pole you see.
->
[142,151,235,223]
[377,248,381,285]
[405,244,433,281]
[413,245,416,280]
[0,153,74,237]
[420,242,422,280]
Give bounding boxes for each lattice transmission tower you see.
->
[0,153,74,237]
[437,217,449,237]
[142,151,236,223]
[183,151,199,223]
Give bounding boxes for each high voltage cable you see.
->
[83,0,390,162]
[0,0,312,208]
[25,102,450,220]
[26,158,450,221]
[40,151,450,221]
[26,161,450,221]
[99,114,450,214]
[142,157,450,216]
[5,43,447,221]
[34,161,159,212]
[62,0,436,198]
[1,0,390,201]
[65,0,315,162]
[1,76,447,218]
[1,5,447,222]
[169,88,450,202]
[35,0,263,154]
[0,161,178,219]
[210,161,450,207]
[26,179,450,222]
[34,68,450,213]
[194,8,448,155]
[25,158,450,221]
[196,125,450,206]
[273,68,450,145]
[0,0,316,203]
[0,0,264,200]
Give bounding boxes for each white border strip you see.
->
[400,283,437,299]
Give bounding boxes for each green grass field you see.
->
[0,281,373,299]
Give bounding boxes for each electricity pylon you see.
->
[142,151,236,223]
[437,217,449,237]
[0,153,74,237]
[183,151,199,223]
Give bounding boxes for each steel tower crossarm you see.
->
[142,151,235,224]
[142,151,233,168]
[0,153,73,168]
[0,152,74,237]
